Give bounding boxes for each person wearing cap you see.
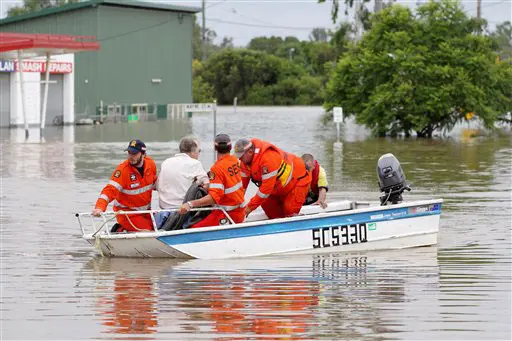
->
[178,133,245,227]
[155,136,209,227]
[301,153,328,209]
[234,138,312,219]
[92,139,158,232]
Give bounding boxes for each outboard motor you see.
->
[377,153,411,205]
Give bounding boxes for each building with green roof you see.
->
[0,0,200,117]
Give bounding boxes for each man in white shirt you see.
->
[155,136,209,227]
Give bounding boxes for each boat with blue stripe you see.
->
[77,199,442,259]
[77,153,442,259]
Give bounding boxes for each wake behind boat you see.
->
[77,153,443,259]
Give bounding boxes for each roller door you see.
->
[0,73,10,127]
[41,74,64,125]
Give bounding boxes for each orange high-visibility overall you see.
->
[240,138,311,219]
[95,157,157,232]
[192,154,245,228]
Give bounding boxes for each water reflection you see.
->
[100,276,158,335]
[176,274,319,338]
[85,258,178,338]
[162,257,323,340]
[0,127,75,179]
[84,253,427,340]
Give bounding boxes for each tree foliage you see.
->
[192,19,222,60]
[247,28,351,79]
[192,60,215,103]
[197,49,325,105]
[325,0,512,137]
[195,24,353,105]
[7,0,78,17]
[309,28,330,42]
[490,21,512,60]
[318,0,394,24]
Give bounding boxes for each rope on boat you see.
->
[125,213,148,232]
[92,216,116,257]
[94,236,104,257]
[92,216,116,237]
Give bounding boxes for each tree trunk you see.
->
[417,125,434,138]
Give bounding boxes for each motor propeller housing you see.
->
[377,153,411,205]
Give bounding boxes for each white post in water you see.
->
[17,51,29,138]
[40,52,52,132]
[99,100,103,123]
[233,97,237,114]
[333,106,343,143]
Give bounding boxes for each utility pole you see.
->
[202,0,206,61]
[354,0,362,41]
[476,0,482,35]
[374,0,383,13]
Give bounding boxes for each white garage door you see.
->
[0,73,10,127]
[41,74,64,125]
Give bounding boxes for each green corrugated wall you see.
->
[0,4,194,114]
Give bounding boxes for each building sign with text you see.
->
[0,60,73,74]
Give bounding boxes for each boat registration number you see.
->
[312,223,368,248]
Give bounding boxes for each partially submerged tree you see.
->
[325,0,512,137]
[198,49,325,105]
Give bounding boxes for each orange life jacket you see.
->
[240,138,310,211]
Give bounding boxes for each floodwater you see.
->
[1,106,510,340]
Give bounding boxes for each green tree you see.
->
[219,37,234,49]
[246,76,325,105]
[7,0,78,17]
[325,0,512,137]
[197,49,327,105]
[247,36,287,55]
[309,28,330,42]
[329,22,353,59]
[192,19,219,60]
[490,21,512,60]
[318,0,394,24]
[200,49,291,104]
[192,18,233,60]
[302,42,337,76]
[192,59,215,102]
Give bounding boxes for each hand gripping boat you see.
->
[77,154,442,259]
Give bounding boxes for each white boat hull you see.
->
[82,199,442,259]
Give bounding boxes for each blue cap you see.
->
[125,139,146,154]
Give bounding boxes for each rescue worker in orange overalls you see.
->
[234,138,312,219]
[92,139,158,232]
[178,133,245,227]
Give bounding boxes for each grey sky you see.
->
[1,0,510,46]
